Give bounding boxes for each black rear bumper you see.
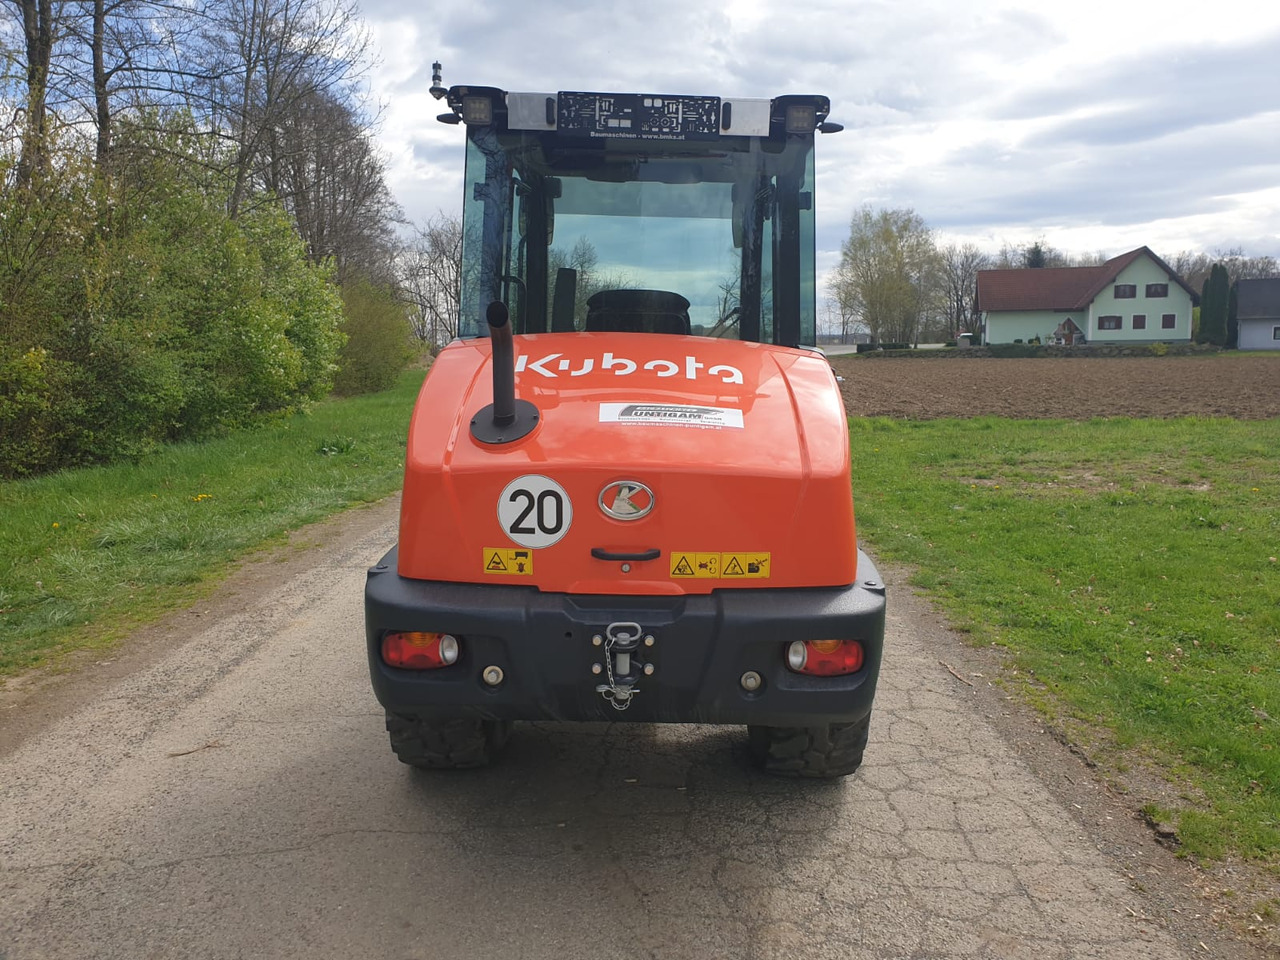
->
[364,548,885,727]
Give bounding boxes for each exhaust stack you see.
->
[470,301,539,445]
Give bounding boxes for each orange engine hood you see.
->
[398,333,857,594]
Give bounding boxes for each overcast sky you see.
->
[359,0,1280,287]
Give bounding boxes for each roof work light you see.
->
[462,95,494,125]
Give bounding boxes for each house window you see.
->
[1162,314,1176,329]
[1098,315,1122,330]
[1273,325,1280,341]
[1114,284,1136,298]
[1146,283,1168,297]
[1132,314,1146,330]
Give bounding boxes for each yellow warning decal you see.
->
[483,547,534,576]
[721,552,770,578]
[670,552,770,579]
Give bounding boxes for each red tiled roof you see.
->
[976,247,1196,312]
[977,264,1110,311]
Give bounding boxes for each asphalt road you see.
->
[0,501,1207,959]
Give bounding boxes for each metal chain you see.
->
[596,632,636,711]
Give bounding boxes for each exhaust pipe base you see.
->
[470,398,539,445]
[470,300,540,445]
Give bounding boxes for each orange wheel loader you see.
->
[364,77,885,777]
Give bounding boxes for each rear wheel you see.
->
[385,713,513,770]
[748,715,871,779]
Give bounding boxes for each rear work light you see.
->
[462,95,493,125]
[787,639,864,677]
[382,632,460,670]
[785,103,817,134]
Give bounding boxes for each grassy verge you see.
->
[849,416,1280,864]
[0,369,425,678]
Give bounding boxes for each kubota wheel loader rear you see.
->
[364,75,885,778]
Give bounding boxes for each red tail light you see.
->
[786,639,864,677]
[382,631,460,670]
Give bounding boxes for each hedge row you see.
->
[0,133,346,478]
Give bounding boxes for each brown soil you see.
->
[829,353,1280,419]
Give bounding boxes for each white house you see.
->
[1236,278,1280,351]
[976,247,1197,346]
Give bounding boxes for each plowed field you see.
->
[828,353,1280,419]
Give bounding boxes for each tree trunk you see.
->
[16,0,55,186]
[92,0,111,167]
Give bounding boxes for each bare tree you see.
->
[938,242,988,338]
[187,0,371,217]
[62,0,188,167]
[1073,250,1110,267]
[705,274,739,338]
[1210,247,1279,286]
[1167,250,1212,291]
[546,235,633,324]
[991,238,1074,269]
[821,295,862,343]
[400,212,463,348]
[1164,248,1278,292]
[267,86,399,282]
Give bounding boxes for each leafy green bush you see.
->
[0,348,82,476]
[0,125,345,478]
[333,276,413,395]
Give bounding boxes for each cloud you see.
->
[1003,34,1280,145]
[363,1,1280,259]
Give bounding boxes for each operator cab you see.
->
[441,86,836,347]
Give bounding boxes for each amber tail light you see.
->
[382,632,460,670]
[786,639,864,677]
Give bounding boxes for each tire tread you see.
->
[385,713,512,770]
[747,716,870,779]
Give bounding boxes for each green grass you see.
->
[0,370,425,677]
[849,416,1280,863]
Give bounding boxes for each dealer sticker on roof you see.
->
[599,403,744,429]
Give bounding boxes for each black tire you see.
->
[385,713,513,770]
[747,715,871,779]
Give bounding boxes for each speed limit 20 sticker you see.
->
[497,475,572,549]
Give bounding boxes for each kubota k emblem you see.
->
[599,481,655,521]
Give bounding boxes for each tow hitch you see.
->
[593,621,656,711]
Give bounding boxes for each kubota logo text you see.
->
[515,352,744,385]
